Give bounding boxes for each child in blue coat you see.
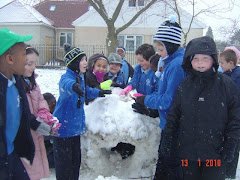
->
[134,16,186,180]
[120,43,158,96]
[53,44,111,180]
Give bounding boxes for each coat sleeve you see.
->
[144,65,185,110]
[225,78,240,139]
[59,75,75,99]
[163,85,182,134]
[128,65,139,89]
[86,86,100,99]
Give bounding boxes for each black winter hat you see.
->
[181,36,218,73]
[63,43,86,73]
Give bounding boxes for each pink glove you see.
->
[37,108,62,131]
[133,93,143,97]
[37,108,54,125]
[120,85,132,95]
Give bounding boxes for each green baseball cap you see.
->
[0,28,33,56]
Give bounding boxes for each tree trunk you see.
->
[106,26,119,56]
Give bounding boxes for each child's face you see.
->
[109,63,121,75]
[23,53,37,78]
[93,59,108,73]
[155,42,167,58]
[10,44,27,76]
[48,98,56,114]
[79,56,87,73]
[136,54,150,71]
[191,54,214,72]
[116,49,125,58]
[219,56,233,72]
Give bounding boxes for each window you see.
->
[60,32,73,48]
[118,35,143,52]
[49,5,56,11]
[138,0,144,6]
[129,0,136,7]
[129,0,144,7]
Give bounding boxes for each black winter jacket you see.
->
[0,74,35,179]
[164,36,240,161]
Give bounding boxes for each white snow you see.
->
[36,68,240,180]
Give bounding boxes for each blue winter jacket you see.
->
[128,64,158,95]
[224,66,240,88]
[53,68,100,138]
[145,47,185,129]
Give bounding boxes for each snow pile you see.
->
[81,90,161,179]
[95,175,122,180]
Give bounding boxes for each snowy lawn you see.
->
[36,68,240,180]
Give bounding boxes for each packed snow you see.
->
[36,68,240,180]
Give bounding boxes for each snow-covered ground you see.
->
[36,68,240,180]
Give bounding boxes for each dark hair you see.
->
[43,92,56,103]
[220,49,238,65]
[0,42,25,60]
[135,44,155,61]
[150,54,160,68]
[22,45,39,92]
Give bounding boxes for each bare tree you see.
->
[163,0,235,46]
[87,0,158,54]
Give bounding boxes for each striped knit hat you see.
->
[154,15,182,45]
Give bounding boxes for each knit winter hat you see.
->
[116,46,126,54]
[108,53,122,65]
[63,43,86,73]
[224,46,240,59]
[154,15,182,45]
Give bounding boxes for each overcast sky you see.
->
[1,0,239,41]
[182,0,240,41]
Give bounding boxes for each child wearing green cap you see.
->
[0,28,35,179]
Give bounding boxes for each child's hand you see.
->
[99,90,112,97]
[37,108,54,125]
[72,76,84,96]
[136,95,146,105]
[100,80,112,90]
[120,85,132,95]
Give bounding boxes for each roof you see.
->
[0,0,52,25]
[34,0,89,28]
[72,0,206,29]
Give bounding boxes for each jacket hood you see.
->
[182,36,218,73]
[87,53,108,71]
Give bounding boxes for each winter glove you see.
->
[132,102,150,115]
[120,85,132,95]
[99,90,112,97]
[116,75,123,85]
[37,108,62,131]
[221,137,238,163]
[36,122,51,136]
[100,80,112,90]
[72,76,84,97]
[133,93,143,97]
[136,95,146,105]
[148,108,159,118]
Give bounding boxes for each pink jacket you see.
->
[21,80,50,180]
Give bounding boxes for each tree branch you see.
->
[116,0,158,34]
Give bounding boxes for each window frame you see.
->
[117,34,144,52]
[59,32,73,49]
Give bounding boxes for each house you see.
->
[72,0,207,65]
[0,0,55,65]
[34,0,90,60]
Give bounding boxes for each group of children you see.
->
[1,15,240,180]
